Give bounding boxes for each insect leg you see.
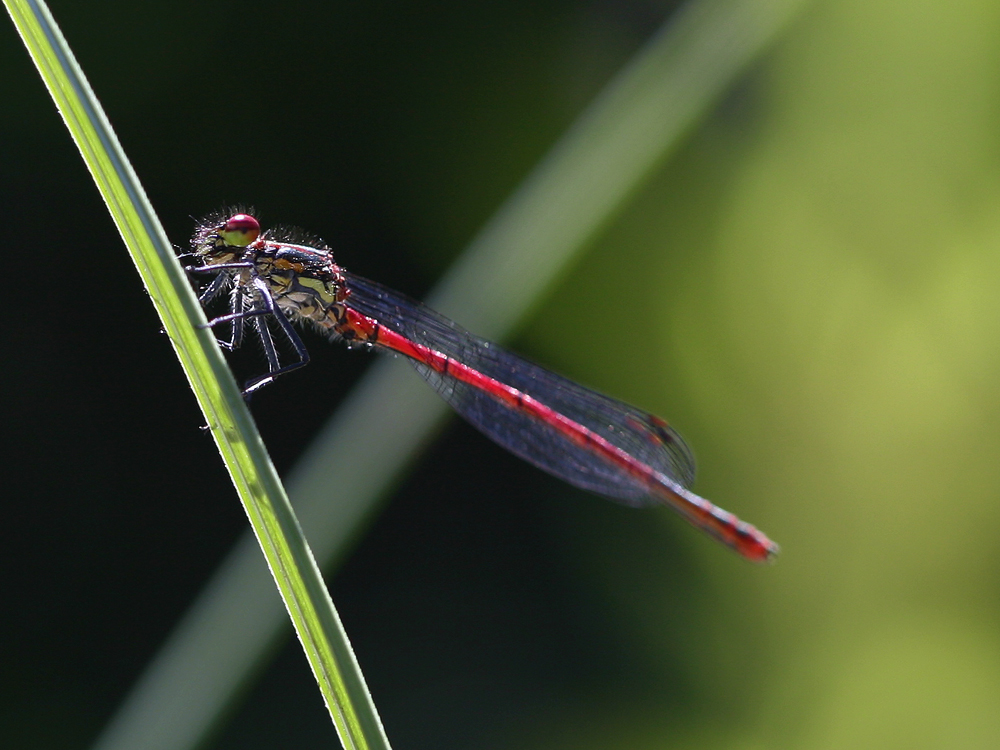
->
[239,277,311,396]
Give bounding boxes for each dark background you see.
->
[6,1,1000,749]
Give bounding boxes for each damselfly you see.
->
[185,211,779,562]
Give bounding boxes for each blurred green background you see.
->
[4,0,1000,748]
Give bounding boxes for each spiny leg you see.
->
[186,263,255,351]
[195,270,228,305]
[187,263,311,396]
[240,277,310,396]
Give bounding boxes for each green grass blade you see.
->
[3,1,390,749]
[86,0,809,748]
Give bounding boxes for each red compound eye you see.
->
[221,214,261,246]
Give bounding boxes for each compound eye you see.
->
[221,214,261,246]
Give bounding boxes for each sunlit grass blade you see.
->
[84,0,809,748]
[3,1,390,749]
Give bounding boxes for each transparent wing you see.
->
[341,272,696,506]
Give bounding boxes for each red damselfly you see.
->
[184,211,779,562]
